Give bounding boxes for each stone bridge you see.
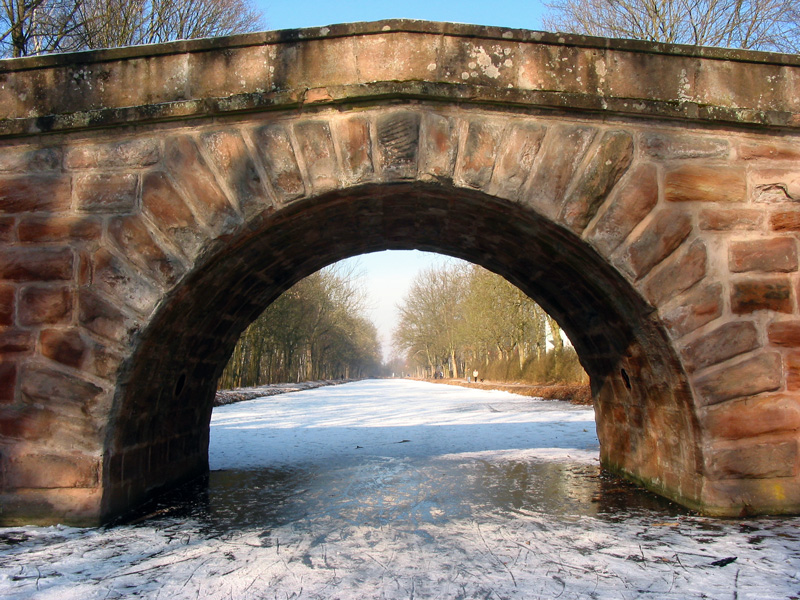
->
[1,20,799,525]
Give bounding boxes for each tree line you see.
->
[392,262,588,385]
[218,266,382,389]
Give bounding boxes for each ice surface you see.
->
[1,379,799,599]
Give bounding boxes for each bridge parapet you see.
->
[0,23,799,524]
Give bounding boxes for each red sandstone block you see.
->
[0,247,73,282]
[0,406,52,441]
[18,286,72,326]
[0,175,72,213]
[699,208,764,231]
[65,139,160,169]
[108,216,185,286]
[641,132,728,159]
[335,115,375,185]
[788,352,800,392]
[18,216,102,242]
[680,321,760,372]
[1,453,99,488]
[489,122,545,200]
[585,164,658,257]
[702,393,800,440]
[768,320,800,347]
[78,288,140,344]
[0,362,16,404]
[0,147,60,172]
[738,142,800,161]
[731,278,793,314]
[0,330,34,353]
[92,248,160,315]
[375,111,422,181]
[252,124,306,202]
[641,239,707,307]
[706,439,797,479]
[665,165,746,203]
[694,352,783,406]
[625,207,692,279]
[75,173,138,213]
[0,217,14,243]
[419,113,459,183]
[40,328,87,369]
[459,119,501,190]
[729,237,798,273]
[141,171,204,259]
[771,210,800,231]
[660,283,724,338]
[294,120,339,193]
[0,285,13,326]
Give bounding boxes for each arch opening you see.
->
[102,182,701,521]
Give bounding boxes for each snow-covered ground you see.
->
[2,379,800,599]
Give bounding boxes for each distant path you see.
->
[426,378,592,405]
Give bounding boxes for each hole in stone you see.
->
[620,368,632,390]
[174,372,187,397]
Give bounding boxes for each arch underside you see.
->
[105,182,702,520]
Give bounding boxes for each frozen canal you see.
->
[2,379,800,599]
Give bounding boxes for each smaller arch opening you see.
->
[174,373,187,398]
[620,368,632,391]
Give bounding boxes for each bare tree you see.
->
[1,0,82,57]
[543,0,800,52]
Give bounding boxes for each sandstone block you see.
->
[0,175,72,213]
[738,142,800,161]
[706,439,797,480]
[458,119,502,190]
[18,216,102,242]
[253,123,305,202]
[75,173,138,213]
[0,247,73,282]
[731,278,793,314]
[695,352,783,406]
[584,163,658,257]
[665,165,746,203]
[419,113,459,182]
[0,361,15,404]
[65,139,160,169]
[0,218,13,243]
[0,330,34,354]
[18,286,72,326]
[109,216,185,286]
[1,452,100,489]
[681,321,760,373]
[788,352,800,391]
[141,171,204,259]
[641,132,728,159]
[40,328,89,369]
[78,288,139,344]
[335,115,374,185]
[702,393,800,440]
[730,237,797,273]
[19,365,106,425]
[699,208,764,231]
[92,249,160,315]
[641,239,707,307]
[294,120,339,193]
[0,285,13,326]
[751,169,800,204]
[624,207,692,279]
[377,111,421,180]
[523,124,596,220]
[771,210,800,231]
[489,122,545,200]
[0,147,60,172]
[768,320,800,347]
[164,136,239,235]
[561,130,634,233]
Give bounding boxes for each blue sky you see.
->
[253,1,550,359]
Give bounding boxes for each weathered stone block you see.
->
[0,176,72,213]
[19,286,72,326]
[731,278,793,314]
[0,362,16,404]
[294,120,339,193]
[0,218,13,243]
[489,122,545,200]
[665,165,746,203]
[164,136,240,235]
[0,147,60,172]
[40,328,89,369]
[561,130,634,233]
[335,115,374,185]
[771,210,800,232]
[738,142,800,161]
[641,239,707,307]
[681,321,760,372]
[768,320,800,347]
[0,453,99,489]
[65,139,160,169]
[706,439,797,480]
[584,164,658,257]
[141,171,204,259]
[0,247,73,282]
[458,119,502,190]
[252,123,305,202]
[699,208,764,231]
[730,237,798,273]
[0,285,13,326]
[788,352,800,392]
[108,216,185,286]
[92,249,160,315]
[641,132,728,159]
[0,330,34,354]
[695,352,783,406]
[78,288,139,344]
[19,365,105,419]
[75,173,139,213]
[702,393,800,440]
[376,111,421,180]
[751,169,800,203]
[624,207,692,279]
[18,216,102,242]
[419,113,459,183]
